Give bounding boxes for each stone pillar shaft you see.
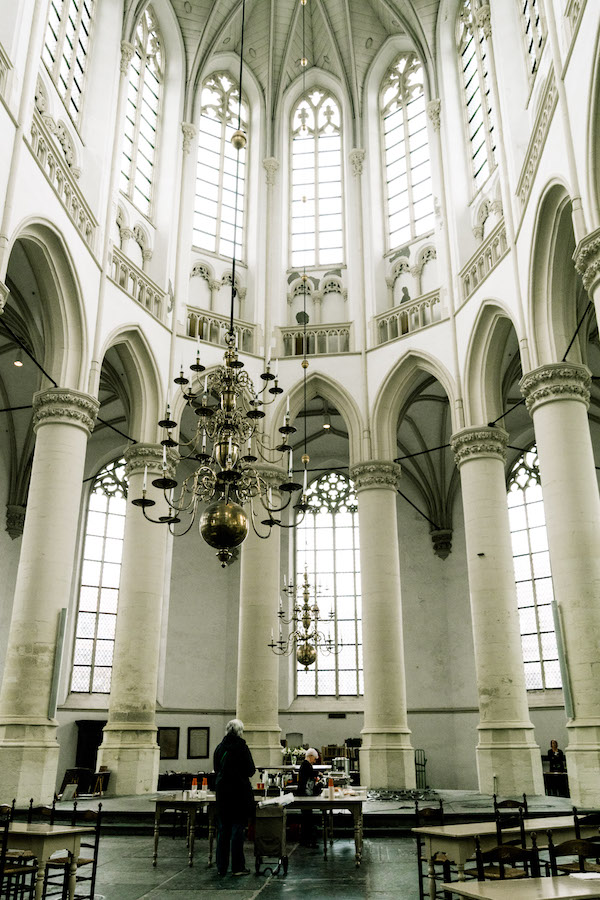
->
[350,461,415,789]
[521,363,600,806]
[97,444,171,795]
[451,427,543,796]
[236,469,283,767]
[0,388,99,803]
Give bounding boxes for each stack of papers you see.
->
[568,873,600,880]
[257,793,295,808]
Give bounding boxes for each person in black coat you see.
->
[213,718,256,876]
[548,739,566,772]
[296,747,321,847]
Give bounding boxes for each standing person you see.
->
[296,747,322,847]
[213,719,256,876]
[548,739,566,772]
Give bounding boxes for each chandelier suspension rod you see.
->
[229,0,247,339]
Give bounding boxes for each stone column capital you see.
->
[125,442,177,479]
[348,148,366,177]
[209,279,221,293]
[32,388,99,436]
[120,41,135,75]
[451,426,508,468]
[181,122,197,154]
[520,363,591,415]
[350,460,401,492]
[426,99,441,131]
[0,281,8,314]
[475,4,492,39]
[263,157,279,185]
[142,248,153,263]
[574,227,600,293]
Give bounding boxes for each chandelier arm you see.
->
[168,515,197,537]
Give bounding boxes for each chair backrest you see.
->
[475,833,540,880]
[415,799,444,827]
[548,832,600,875]
[495,808,526,847]
[493,793,528,815]
[573,808,600,840]
[0,809,10,890]
[37,799,56,825]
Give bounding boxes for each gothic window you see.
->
[42,0,94,121]
[71,459,126,694]
[291,89,343,268]
[507,447,561,691]
[458,0,496,189]
[521,0,545,76]
[194,73,247,259]
[119,8,163,217]
[295,473,362,696]
[381,52,434,249]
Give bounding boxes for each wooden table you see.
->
[290,795,364,866]
[8,823,93,900]
[414,815,589,900]
[441,875,600,899]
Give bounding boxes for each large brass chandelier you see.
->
[268,568,341,669]
[132,0,308,565]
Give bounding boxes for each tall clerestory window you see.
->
[521,0,545,77]
[43,0,94,121]
[295,473,362,697]
[507,447,561,691]
[291,90,343,268]
[458,0,496,190]
[381,52,434,250]
[119,8,162,217]
[194,73,248,259]
[71,459,126,694]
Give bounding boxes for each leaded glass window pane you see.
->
[522,0,545,77]
[507,446,561,691]
[70,459,127,693]
[43,0,94,122]
[294,473,361,697]
[458,0,496,189]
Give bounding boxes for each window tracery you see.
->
[291,89,344,268]
[458,0,496,189]
[43,0,94,122]
[295,472,362,697]
[71,458,127,694]
[194,73,248,259]
[381,52,434,248]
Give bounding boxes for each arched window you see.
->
[194,73,248,259]
[43,0,95,121]
[71,459,126,694]
[291,89,343,268]
[119,8,163,217]
[457,0,496,189]
[381,52,434,249]
[295,473,362,696]
[521,0,545,77]
[507,447,561,690]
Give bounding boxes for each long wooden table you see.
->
[414,815,590,900]
[8,823,93,900]
[152,790,364,868]
[441,875,600,899]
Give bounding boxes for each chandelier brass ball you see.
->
[200,498,249,565]
[297,641,317,669]
[231,129,247,151]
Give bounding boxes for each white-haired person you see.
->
[296,747,322,847]
[213,718,256,876]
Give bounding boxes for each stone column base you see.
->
[359,728,416,789]
[476,725,544,796]
[242,725,283,768]
[0,721,60,804]
[565,720,600,806]
[97,725,159,796]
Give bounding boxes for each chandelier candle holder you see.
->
[268,568,342,669]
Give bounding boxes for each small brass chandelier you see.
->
[268,568,342,669]
[132,0,309,565]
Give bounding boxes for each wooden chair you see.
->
[547,831,600,875]
[44,804,102,900]
[415,799,455,900]
[0,804,35,866]
[0,809,37,899]
[573,808,600,839]
[494,808,526,847]
[470,832,541,880]
[493,793,528,815]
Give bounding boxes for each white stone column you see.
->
[236,467,284,767]
[0,388,99,804]
[451,427,544,796]
[97,443,171,795]
[520,364,600,805]
[349,461,416,789]
[574,228,600,324]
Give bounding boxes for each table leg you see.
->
[152,807,161,866]
[188,809,196,866]
[207,807,215,867]
[457,862,465,881]
[67,852,77,900]
[352,808,362,866]
[321,811,328,859]
[428,857,436,900]
[33,855,48,900]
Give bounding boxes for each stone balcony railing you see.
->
[278,322,352,357]
[110,246,167,321]
[185,307,256,354]
[374,289,443,345]
[459,220,509,303]
[29,108,97,249]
